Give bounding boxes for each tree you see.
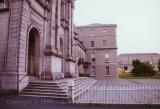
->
[131,60,156,77]
[132,59,141,68]
[158,59,160,72]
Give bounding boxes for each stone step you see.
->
[28,84,66,88]
[21,94,69,99]
[74,80,97,98]
[73,77,88,82]
[74,79,94,89]
[23,89,67,93]
[26,86,67,90]
[21,77,97,100]
[74,80,95,93]
[21,91,68,97]
[30,80,67,85]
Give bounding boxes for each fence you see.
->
[74,85,160,104]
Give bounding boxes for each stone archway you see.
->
[27,28,40,78]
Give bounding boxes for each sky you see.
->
[74,0,160,55]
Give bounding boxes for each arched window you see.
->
[0,0,5,9]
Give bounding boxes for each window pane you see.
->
[91,41,94,47]
[91,66,96,75]
[106,67,109,75]
[92,58,95,62]
[105,53,109,58]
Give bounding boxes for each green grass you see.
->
[119,72,160,79]
[118,72,133,78]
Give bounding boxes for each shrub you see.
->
[79,73,90,77]
[158,58,160,72]
[83,61,91,70]
[131,60,156,77]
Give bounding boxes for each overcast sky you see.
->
[74,0,160,54]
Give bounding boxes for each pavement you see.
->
[0,96,160,109]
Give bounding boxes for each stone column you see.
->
[1,0,25,92]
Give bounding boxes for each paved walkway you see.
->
[0,96,160,109]
[75,79,160,104]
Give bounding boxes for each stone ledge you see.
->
[44,50,63,58]
[66,57,76,62]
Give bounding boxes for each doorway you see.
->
[27,28,40,78]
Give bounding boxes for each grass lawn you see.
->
[118,72,160,79]
[118,72,133,78]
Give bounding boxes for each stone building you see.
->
[0,0,76,92]
[76,24,118,79]
[73,31,87,75]
[118,53,160,71]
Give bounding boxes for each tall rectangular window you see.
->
[105,66,109,76]
[91,54,96,62]
[91,41,94,47]
[105,53,110,63]
[91,66,96,76]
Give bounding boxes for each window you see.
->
[91,54,95,62]
[0,0,5,9]
[91,66,96,76]
[91,41,94,47]
[92,58,95,62]
[105,66,109,76]
[103,40,107,47]
[105,53,110,63]
[60,0,65,20]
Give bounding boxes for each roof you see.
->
[118,53,160,57]
[76,23,117,29]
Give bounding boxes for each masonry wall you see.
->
[0,10,9,72]
[76,24,118,79]
[0,10,9,89]
[0,0,76,92]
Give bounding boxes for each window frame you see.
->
[105,66,110,76]
[105,53,110,63]
[91,41,94,47]
[91,66,96,76]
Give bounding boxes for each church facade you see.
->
[0,0,76,92]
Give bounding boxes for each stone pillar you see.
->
[1,0,28,92]
[65,0,76,78]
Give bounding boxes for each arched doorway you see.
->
[27,28,40,78]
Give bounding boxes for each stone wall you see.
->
[0,10,9,72]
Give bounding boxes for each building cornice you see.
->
[87,47,118,50]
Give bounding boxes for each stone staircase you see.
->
[21,77,97,100]
[73,77,97,98]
